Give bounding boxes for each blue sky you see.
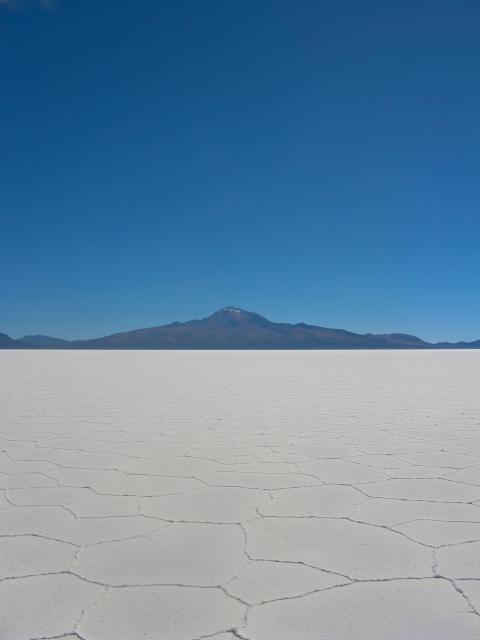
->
[1,0,479,341]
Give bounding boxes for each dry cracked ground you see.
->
[1,349,480,640]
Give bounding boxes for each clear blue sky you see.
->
[1,0,479,341]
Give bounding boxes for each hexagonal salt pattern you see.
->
[75,522,247,586]
[241,579,480,639]
[224,560,349,604]
[0,574,104,639]
[0,535,77,579]
[1,349,480,639]
[244,516,433,579]
[78,585,246,640]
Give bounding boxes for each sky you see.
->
[1,0,479,342]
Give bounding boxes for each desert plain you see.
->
[1,349,480,639]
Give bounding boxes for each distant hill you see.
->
[2,307,479,350]
[20,335,71,348]
[364,333,429,348]
[0,333,26,349]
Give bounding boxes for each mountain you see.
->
[436,339,480,349]
[364,333,429,348]
[20,335,71,348]
[1,307,479,349]
[0,334,69,349]
[0,333,25,348]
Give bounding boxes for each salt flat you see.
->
[1,350,480,640]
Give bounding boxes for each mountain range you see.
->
[2,307,479,350]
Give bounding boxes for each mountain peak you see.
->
[219,306,247,314]
[210,306,256,318]
[206,307,270,328]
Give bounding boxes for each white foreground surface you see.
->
[1,349,480,640]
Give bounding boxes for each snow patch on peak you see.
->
[222,306,243,313]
